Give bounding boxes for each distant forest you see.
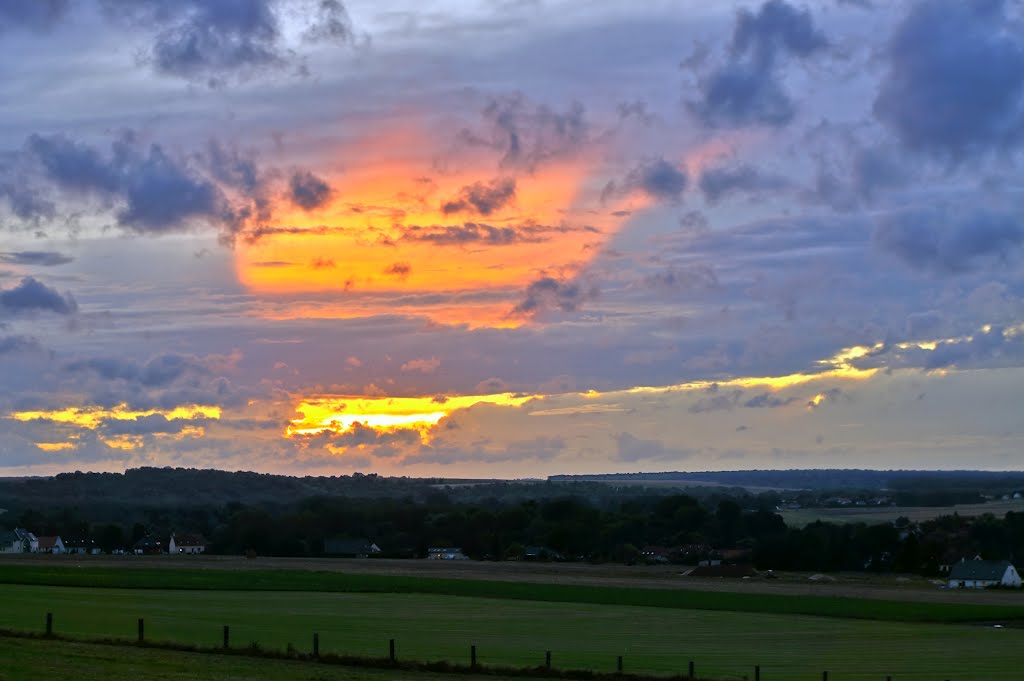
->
[2,467,1023,573]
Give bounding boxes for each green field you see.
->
[0,636,534,681]
[2,564,1023,623]
[1,582,1022,681]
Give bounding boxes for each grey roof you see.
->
[948,559,1014,581]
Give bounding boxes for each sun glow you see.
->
[287,392,535,437]
[233,120,641,327]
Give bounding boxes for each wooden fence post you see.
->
[389,638,396,662]
[313,632,319,658]
[617,655,623,674]
[822,672,828,681]
[223,625,230,649]
[688,660,695,679]
[137,618,144,643]
[545,651,552,669]
[755,664,760,681]
[471,644,477,668]
[45,612,53,636]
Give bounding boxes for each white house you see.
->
[14,529,38,553]
[948,559,1022,588]
[169,533,206,555]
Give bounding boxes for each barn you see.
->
[947,559,1022,589]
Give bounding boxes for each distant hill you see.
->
[548,469,1024,492]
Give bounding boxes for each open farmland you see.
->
[0,636,534,681]
[2,566,1024,681]
[779,499,1024,527]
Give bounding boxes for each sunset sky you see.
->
[2,0,1023,477]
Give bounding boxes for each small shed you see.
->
[948,559,1022,588]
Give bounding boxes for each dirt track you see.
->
[6,554,1024,607]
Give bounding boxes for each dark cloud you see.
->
[289,169,333,211]
[202,140,262,193]
[441,177,516,216]
[302,0,353,42]
[0,179,56,222]
[874,208,1024,275]
[384,262,411,278]
[620,158,688,202]
[100,413,209,437]
[636,265,718,293]
[402,221,556,246]
[0,251,73,266]
[24,132,240,235]
[744,392,800,408]
[688,390,742,413]
[689,0,828,128]
[0,0,69,32]
[874,0,1024,157]
[511,276,598,317]
[459,93,588,171]
[699,164,789,203]
[0,277,77,315]
[99,0,352,83]
[0,335,42,355]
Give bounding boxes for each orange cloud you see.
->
[234,119,637,327]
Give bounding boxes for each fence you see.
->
[22,611,918,681]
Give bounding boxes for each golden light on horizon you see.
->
[287,392,536,437]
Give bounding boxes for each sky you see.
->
[1,0,1023,478]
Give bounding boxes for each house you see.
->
[0,530,25,554]
[323,538,381,557]
[948,558,1022,588]
[36,536,65,555]
[64,538,101,555]
[427,547,469,560]
[169,533,207,555]
[133,536,163,555]
[14,529,38,553]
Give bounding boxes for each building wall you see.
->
[1002,567,1023,587]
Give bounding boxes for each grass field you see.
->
[1,582,1023,681]
[780,499,1024,527]
[0,636,536,681]
[2,564,1023,623]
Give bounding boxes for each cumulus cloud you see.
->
[99,0,354,84]
[625,158,688,202]
[874,208,1024,275]
[441,177,516,216]
[511,276,598,317]
[24,132,240,235]
[0,277,77,315]
[874,0,1024,157]
[0,251,73,266]
[689,0,828,128]
[289,169,333,211]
